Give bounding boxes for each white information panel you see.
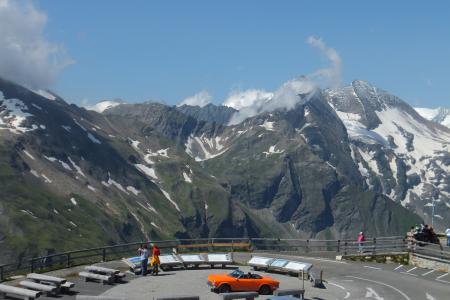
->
[180,254,204,262]
[159,254,181,264]
[283,261,313,272]
[248,256,274,266]
[270,259,289,268]
[207,254,231,262]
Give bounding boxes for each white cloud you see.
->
[0,0,74,88]
[223,89,273,110]
[224,36,342,124]
[227,78,316,125]
[307,36,342,89]
[177,90,212,107]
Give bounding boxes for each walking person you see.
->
[446,227,450,247]
[151,244,161,275]
[138,244,149,276]
[357,231,365,253]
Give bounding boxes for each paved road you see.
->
[3,253,449,300]
[99,253,449,300]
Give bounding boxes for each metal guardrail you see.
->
[1,236,448,282]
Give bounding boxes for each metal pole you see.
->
[0,265,4,282]
[102,248,106,262]
[431,197,435,228]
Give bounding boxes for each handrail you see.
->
[0,236,447,282]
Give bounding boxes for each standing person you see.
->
[406,226,415,249]
[357,232,365,253]
[446,227,450,247]
[151,244,161,276]
[138,244,149,276]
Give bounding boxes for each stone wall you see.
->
[409,253,450,273]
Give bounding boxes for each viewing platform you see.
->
[1,238,449,300]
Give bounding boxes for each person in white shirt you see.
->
[138,244,150,276]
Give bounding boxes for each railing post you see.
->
[0,265,4,282]
[102,248,106,262]
[66,253,71,268]
[306,240,310,254]
[373,237,376,255]
[30,258,35,273]
[344,241,348,256]
[337,240,340,253]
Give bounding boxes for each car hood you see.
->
[207,274,233,281]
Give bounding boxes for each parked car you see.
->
[207,269,280,294]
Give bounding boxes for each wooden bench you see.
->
[155,296,200,300]
[274,288,305,299]
[26,272,74,292]
[61,281,76,289]
[75,296,126,300]
[0,283,41,300]
[19,281,57,296]
[79,272,113,284]
[85,266,120,275]
[220,292,259,300]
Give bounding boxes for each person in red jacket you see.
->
[151,244,161,275]
[152,245,160,257]
[357,232,365,253]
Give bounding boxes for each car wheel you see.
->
[259,285,271,295]
[218,284,231,293]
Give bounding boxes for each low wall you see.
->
[410,253,450,273]
[336,252,409,264]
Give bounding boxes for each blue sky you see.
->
[25,1,450,107]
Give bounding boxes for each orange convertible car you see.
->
[207,269,280,294]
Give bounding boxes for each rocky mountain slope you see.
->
[326,80,450,230]
[0,77,423,264]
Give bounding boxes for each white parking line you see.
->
[328,282,351,299]
[436,273,448,280]
[406,267,417,273]
[394,265,404,271]
[364,266,381,270]
[400,272,418,277]
[346,276,411,300]
[422,270,435,276]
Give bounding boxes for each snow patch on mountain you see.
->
[0,92,36,134]
[185,134,229,161]
[182,172,192,183]
[263,145,284,156]
[87,132,101,144]
[101,176,129,194]
[415,107,450,128]
[68,157,86,177]
[159,188,180,211]
[126,186,140,196]
[30,89,56,101]
[259,120,276,131]
[135,164,158,180]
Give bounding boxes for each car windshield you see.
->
[229,269,244,278]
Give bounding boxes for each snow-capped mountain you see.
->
[2,76,441,265]
[415,107,450,128]
[327,80,450,229]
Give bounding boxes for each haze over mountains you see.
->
[2,76,449,264]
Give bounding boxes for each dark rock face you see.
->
[0,77,424,265]
[176,103,237,125]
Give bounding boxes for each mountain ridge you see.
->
[0,76,432,265]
